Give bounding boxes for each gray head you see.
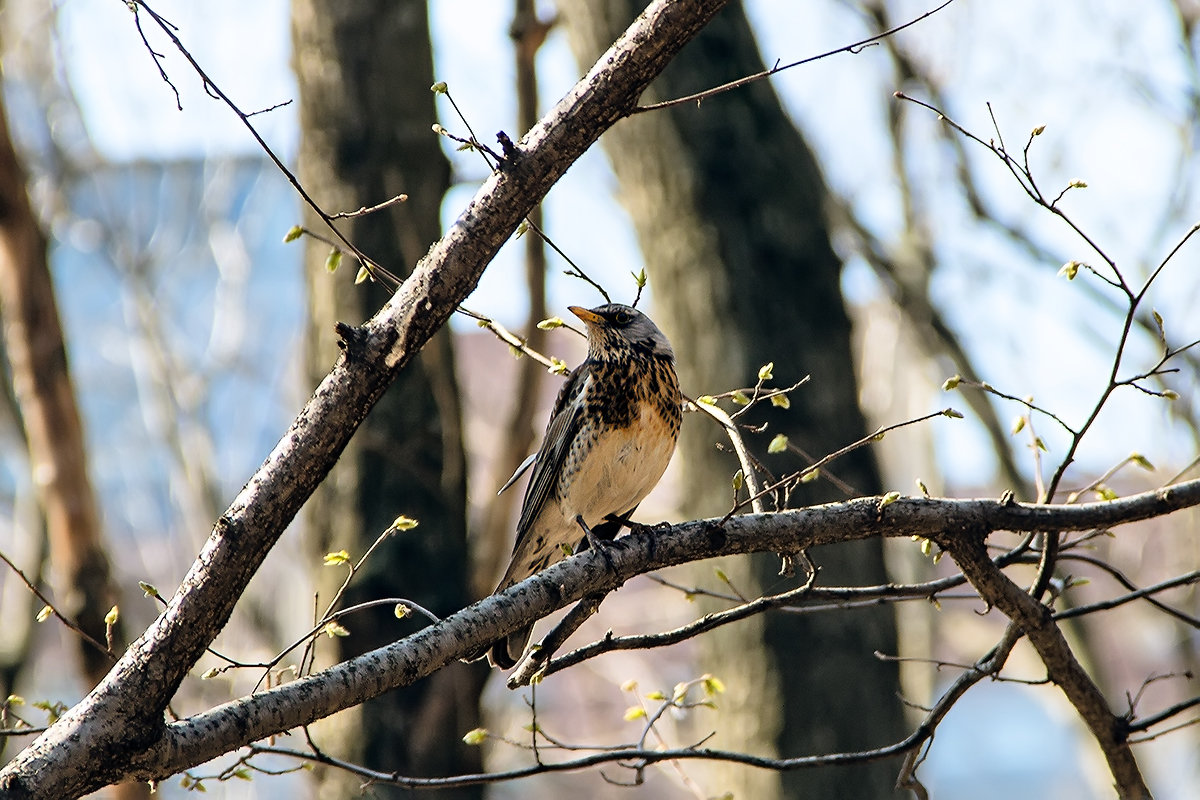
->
[568,303,674,362]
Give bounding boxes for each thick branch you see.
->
[937,531,1151,797]
[0,2,731,798]
[63,482,1200,784]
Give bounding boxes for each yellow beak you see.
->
[568,306,604,325]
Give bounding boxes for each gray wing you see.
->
[512,363,590,546]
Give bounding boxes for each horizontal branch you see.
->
[104,479,1200,782]
[255,730,924,790]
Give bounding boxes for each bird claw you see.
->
[625,519,671,537]
[575,515,618,573]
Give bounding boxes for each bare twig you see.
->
[636,0,958,113]
[0,551,113,663]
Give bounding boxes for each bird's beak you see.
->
[568,306,604,325]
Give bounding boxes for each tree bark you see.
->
[555,2,906,796]
[291,1,482,797]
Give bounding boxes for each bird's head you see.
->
[569,303,674,363]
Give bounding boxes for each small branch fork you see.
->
[635,0,959,114]
[124,0,403,286]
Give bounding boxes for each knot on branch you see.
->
[334,321,368,356]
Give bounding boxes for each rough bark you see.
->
[291,2,482,797]
[0,2,733,797]
[555,2,905,796]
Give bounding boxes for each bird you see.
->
[475,302,682,669]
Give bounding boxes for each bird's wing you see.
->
[497,451,537,495]
[512,363,591,546]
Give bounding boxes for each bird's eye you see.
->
[614,310,632,325]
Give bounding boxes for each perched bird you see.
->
[478,303,682,669]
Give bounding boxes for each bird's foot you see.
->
[620,518,672,537]
[575,515,618,573]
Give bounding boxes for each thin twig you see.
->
[0,550,113,663]
[636,0,958,114]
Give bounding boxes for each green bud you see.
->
[322,550,350,566]
[324,248,342,273]
[1058,261,1080,280]
[462,728,488,745]
[322,621,350,638]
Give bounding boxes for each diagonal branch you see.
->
[937,529,1150,797]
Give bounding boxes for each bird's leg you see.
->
[575,514,617,572]
[601,509,636,535]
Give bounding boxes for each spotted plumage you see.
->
[476,303,681,669]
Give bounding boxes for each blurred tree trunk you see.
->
[556,2,906,797]
[292,2,484,798]
[473,0,554,597]
[0,83,146,799]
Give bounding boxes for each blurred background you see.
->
[0,1,1198,798]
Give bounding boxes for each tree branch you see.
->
[47,481,1200,787]
[935,529,1151,796]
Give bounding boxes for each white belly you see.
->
[554,405,675,528]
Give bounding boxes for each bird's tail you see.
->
[462,624,531,669]
[488,625,532,670]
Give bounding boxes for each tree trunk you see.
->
[472,0,554,598]
[291,2,484,797]
[556,2,907,797]
[0,82,146,799]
